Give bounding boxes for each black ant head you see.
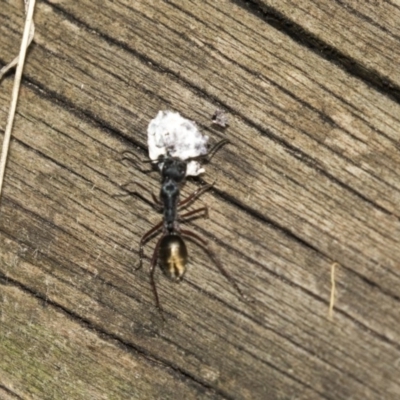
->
[159,155,187,183]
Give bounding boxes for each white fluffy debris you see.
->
[212,109,228,127]
[147,110,209,176]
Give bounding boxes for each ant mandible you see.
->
[122,140,245,318]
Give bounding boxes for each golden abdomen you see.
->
[159,234,188,281]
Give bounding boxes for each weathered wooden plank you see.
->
[0,82,331,399]
[19,0,399,299]
[0,385,22,400]
[0,0,400,399]
[0,283,221,400]
[257,0,400,90]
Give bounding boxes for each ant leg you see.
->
[138,221,163,270]
[120,151,156,174]
[118,181,162,211]
[178,183,214,210]
[150,234,165,319]
[179,207,209,223]
[180,228,245,299]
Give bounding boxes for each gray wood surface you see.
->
[1,1,400,399]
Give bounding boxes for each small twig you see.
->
[0,1,35,80]
[328,262,338,320]
[0,0,36,202]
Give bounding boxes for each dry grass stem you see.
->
[0,0,36,201]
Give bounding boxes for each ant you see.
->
[121,140,245,319]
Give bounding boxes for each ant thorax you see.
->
[158,155,187,232]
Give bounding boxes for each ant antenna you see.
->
[186,139,230,164]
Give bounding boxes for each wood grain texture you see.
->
[256,0,400,94]
[1,0,399,399]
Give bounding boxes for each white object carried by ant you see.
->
[147,110,209,176]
